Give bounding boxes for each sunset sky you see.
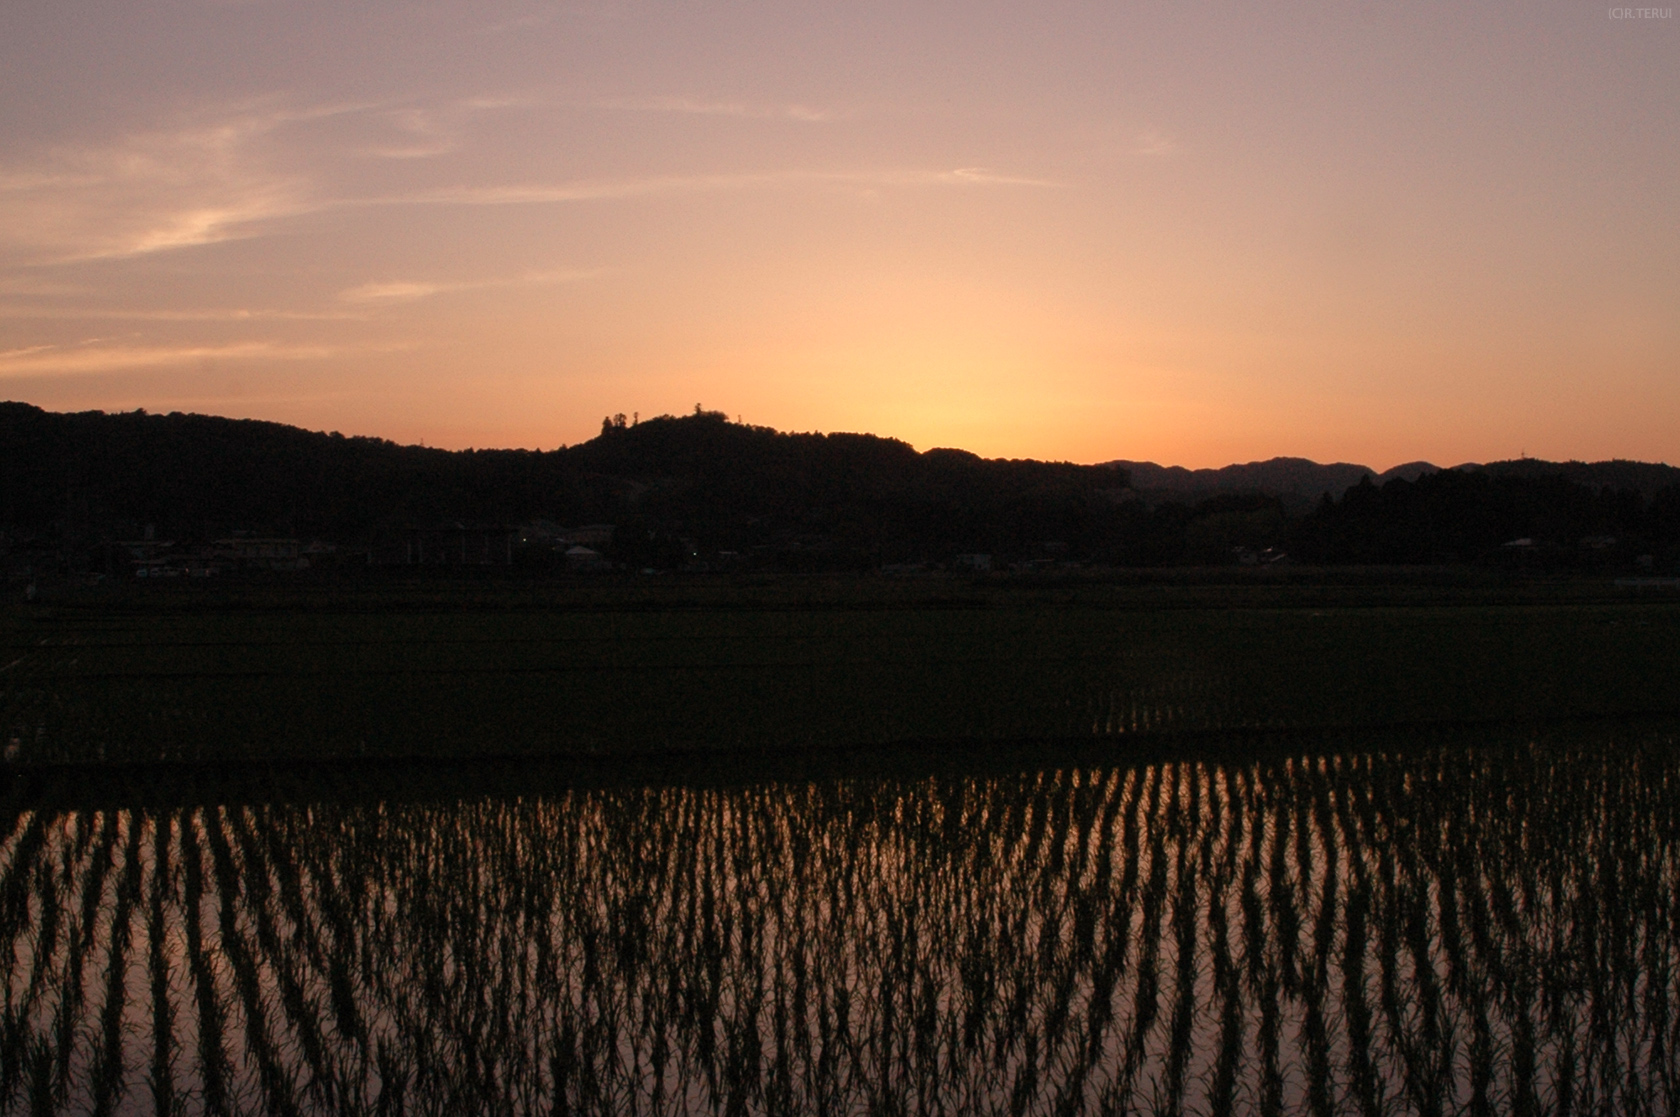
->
[1,1,1675,467]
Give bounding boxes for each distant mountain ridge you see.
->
[1111,458,1432,505]
[1110,455,1680,504]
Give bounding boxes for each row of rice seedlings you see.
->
[87,811,143,1117]
[177,809,237,1114]
[227,805,341,1111]
[144,813,176,1117]
[1084,672,1237,738]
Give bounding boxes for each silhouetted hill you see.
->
[566,412,1139,565]
[0,403,1133,571]
[1111,454,1680,503]
[1112,458,1410,513]
[3,401,1677,575]
[1113,457,1385,501]
[0,402,540,538]
[1467,457,1680,496]
[1378,461,1445,485]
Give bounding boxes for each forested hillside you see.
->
[0,404,1134,569]
[3,401,1677,574]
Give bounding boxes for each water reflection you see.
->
[3,729,1679,1115]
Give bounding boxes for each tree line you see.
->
[2,401,1676,572]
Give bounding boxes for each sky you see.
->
[0,1,1675,468]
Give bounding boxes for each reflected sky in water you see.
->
[3,726,1678,1115]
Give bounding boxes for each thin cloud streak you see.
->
[0,86,1058,270]
[120,198,303,257]
[2,96,1053,268]
[339,281,450,303]
[0,277,87,296]
[0,305,363,321]
[1133,130,1178,157]
[600,96,841,122]
[0,108,315,263]
[382,173,786,206]
[338,268,594,304]
[939,167,1059,187]
[0,98,424,264]
[0,341,339,377]
[460,96,535,111]
[366,167,1057,208]
[360,107,463,160]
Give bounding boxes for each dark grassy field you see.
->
[3,570,1677,765]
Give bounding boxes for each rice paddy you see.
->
[2,720,1678,1115]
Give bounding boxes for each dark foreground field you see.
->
[5,572,1680,1115]
[3,571,1676,766]
[4,720,1680,1115]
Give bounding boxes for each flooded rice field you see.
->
[4,721,1679,1115]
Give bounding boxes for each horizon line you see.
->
[2,398,1671,476]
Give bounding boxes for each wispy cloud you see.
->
[936,167,1059,187]
[1134,130,1178,157]
[338,268,594,304]
[0,341,337,377]
[0,276,87,297]
[339,280,451,304]
[460,96,534,111]
[358,96,535,159]
[0,170,104,191]
[365,167,1055,209]
[601,96,841,123]
[0,305,360,321]
[382,173,783,207]
[0,95,1052,272]
[0,105,330,263]
[124,199,302,256]
[0,95,579,267]
[362,108,457,160]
